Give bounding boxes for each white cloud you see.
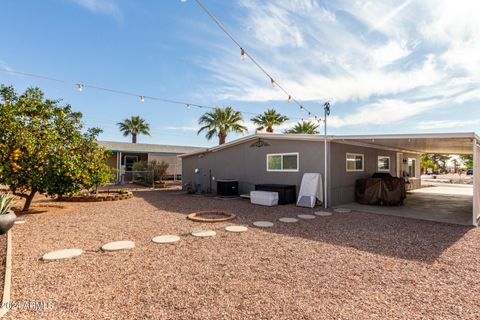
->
[328,98,446,128]
[70,0,123,20]
[191,0,480,131]
[416,120,480,130]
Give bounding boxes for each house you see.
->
[180,132,480,226]
[97,140,204,181]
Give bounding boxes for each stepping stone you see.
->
[334,208,351,213]
[14,220,25,225]
[42,249,83,261]
[101,240,135,252]
[253,221,274,228]
[279,217,299,223]
[152,235,180,244]
[225,225,248,233]
[191,230,216,237]
[315,211,332,217]
[297,214,316,220]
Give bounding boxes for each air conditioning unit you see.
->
[217,179,239,197]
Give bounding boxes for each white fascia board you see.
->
[333,132,477,141]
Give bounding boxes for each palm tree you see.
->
[251,108,289,133]
[117,116,150,143]
[284,120,320,134]
[197,106,247,145]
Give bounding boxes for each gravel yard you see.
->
[5,189,480,319]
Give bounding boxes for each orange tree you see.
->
[0,85,113,211]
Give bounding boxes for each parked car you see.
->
[466,169,473,175]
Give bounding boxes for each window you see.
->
[124,156,138,172]
[408,159,416,177]
[346,153,364,172]
[267,153,299,172]
[377,156,390,172]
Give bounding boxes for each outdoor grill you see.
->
[355,173,406,206]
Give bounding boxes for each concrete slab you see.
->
[315,211,332,217]
[334,208,352,213]
[338,185,473,225]
[225,226,248,233]
[191,230,216,237]
[152,235,180,244]
[253,221,274,228]
[102,240,135,252]
[279,217,299,223]
[42,249,83,261]
[297,214,316,220]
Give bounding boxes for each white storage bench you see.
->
[250,191,279,206]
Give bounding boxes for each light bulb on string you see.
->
[300,105,304,111]
[270,78,275,87]
[76,84,84,92]
[186,104,191,109]
[139,96,145,102]
[240,48,246,60]
[288,95,292,103]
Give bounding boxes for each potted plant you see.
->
[0,193,16,235]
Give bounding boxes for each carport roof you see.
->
[180,132,479,157]
[333,132,479,154]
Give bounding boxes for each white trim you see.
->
[377,155,391,172]
[266,152,299,172]
[346,153,364,172]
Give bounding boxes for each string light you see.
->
[240,47,246,60]
[188,0,328,124]
[270,77,275,87]
[0,67,308,122]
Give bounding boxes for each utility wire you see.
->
[191,0,324,122]
[1,67,309,122]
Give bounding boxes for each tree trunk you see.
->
[132,133,137,144]
[266,126,273,133]
[218,132,226,145]
[22,188,37,212]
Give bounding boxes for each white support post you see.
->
[473,141,479,226]
[118,152,122,184]
[116,152,121,183]
[323,102,330,209]
[324,136,328,208]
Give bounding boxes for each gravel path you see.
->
[6,190,480,319]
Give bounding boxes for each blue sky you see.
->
[1,0,479,147]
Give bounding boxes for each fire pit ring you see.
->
[187,211,236,223]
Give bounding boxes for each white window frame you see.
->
[346,153,364,172]
[377,155,391,172]
[266,152,299,172]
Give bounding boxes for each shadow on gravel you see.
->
[135,189,472,264]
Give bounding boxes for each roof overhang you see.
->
[332,132,479,154]
[179,132,480,158]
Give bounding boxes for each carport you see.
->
[332,132,480,226]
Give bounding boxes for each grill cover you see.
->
[355,177,406,206]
